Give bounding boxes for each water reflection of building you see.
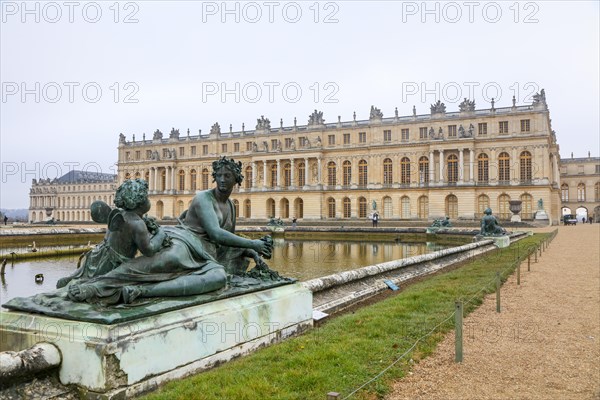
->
[116,93,563,224]
[560,153,600,221]
[28,170,117,223]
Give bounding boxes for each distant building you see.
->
[116,91,564,224]
[29,170,117,223]
[560,153,600,222]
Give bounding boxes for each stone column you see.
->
[170,166,176,192]
[438,149,444,184]
[469,149,475,183]
[276,159,281,188]
[263,161,268,188]
[553,153,560,184]
[251,161,256,189]
[290,158,295,187]
[459,148,464,183]
[317,157,322,184]
[185,166,191,192]
[304,157,309,186]
[429,151,434,183]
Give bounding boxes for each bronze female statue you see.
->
[68,157,273,305]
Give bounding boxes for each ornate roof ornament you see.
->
[255,115,271,130]
[308,110,325,126]
[430,100,446,114]
[210,122,221,135]
[153,129,163,140]
[459,98,476,112]
[169,128,180,139]
[369,105,383,120]
[532,89,547,108]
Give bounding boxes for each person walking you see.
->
[3,215,7,225]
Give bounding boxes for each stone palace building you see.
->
[560,153,600,221]
[115,92,565,224]
[28,170,117,223]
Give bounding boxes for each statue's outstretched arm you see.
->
[132,218,167,256]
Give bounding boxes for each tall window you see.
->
[577,183,586,201]
[478,123,487,136]
[343,197,351,218]
[401,157,411,184]
[448,125,457,137]
[401,196,410,218]
[383,196,392,218]
[419,127,428,139]
[178,170,185,191]
[359,132,366,143]
[267,198,275,218]
[520,119,530,132]
[202,169,209,190]
[190,169,197,191]
[281,198,289,218]
[445,194,458,218]
[295,198,304,218]
[358,197,367,218]
[245,166,253,189]
[498,152,510,182]
[221,144,227,153]
[327,197,336,218]
[419,156,429,184]
[595,182,600,201]
[343,133,350,144]
[478,153,489,182]
[417,196,428,219]
[383,158,393,185]
[447,154,458,183]
[520,151,532,181]
[244,199,251,218]
[499,121,508,134]
[145,171,150,183]
[328,135,335,145]
[327,162,337,186]
[343,161,352,186]
[401,128,409,141]
[202,145,208,155]
[234,143,240,152]
[161,170,166,191]
[298,162,305,186]
[284,163,291,187]
[358,160,368,186]
[233,200,239,218]
[498,194,510,219]
[477,195,490,217]
[270,164,278,187]
[521,193,533,219]
[561,184,569,201]
[383,130,392,142]
[191,146,197,155]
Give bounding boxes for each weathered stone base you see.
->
[0,284,312,399]
[490,235,511,248]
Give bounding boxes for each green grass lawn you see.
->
[142,233,551,400]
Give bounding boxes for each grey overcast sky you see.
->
[1,1,598,209]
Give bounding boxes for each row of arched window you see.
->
[561,182,600,202]
[149,193,536,221]
[124,151,535,192]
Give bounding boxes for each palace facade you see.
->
[560,154,600,221]
[116,92,563,224]
[29,170,117,223]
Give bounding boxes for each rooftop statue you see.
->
[308,110,325,126]
[459,98,476,112]
[210,122,221,135]
[256,115,271,130]
[67,157,278,304]
[480,208,506,236]
[153,129,163,140]
[430,100,446,114]
[369,105,383,119]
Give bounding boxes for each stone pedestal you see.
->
[1,284,312,399]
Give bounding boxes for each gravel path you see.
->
[387,224,600,400]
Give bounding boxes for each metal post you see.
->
[534,248,538,263]
[455,301,463,363]
[517,261,521,285]
[528,254,531,271]
[496,272,501,313]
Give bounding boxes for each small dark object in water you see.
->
[35,274,44,283]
